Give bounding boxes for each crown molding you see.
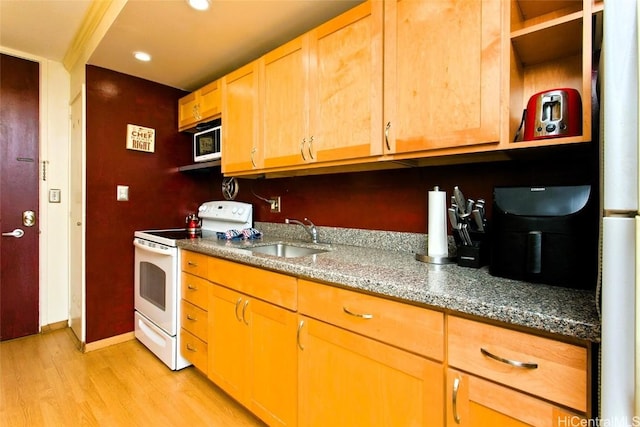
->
[63,0,127,72]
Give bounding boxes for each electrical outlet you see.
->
[117,185,129,201]
[270,196,281,213]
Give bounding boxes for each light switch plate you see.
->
[117,185,129,201]
[49,189,61,203]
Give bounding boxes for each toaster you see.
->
[522,88,582,141]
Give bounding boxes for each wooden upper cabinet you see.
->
[309,0,383,164]
[505,0,599,147]
[261,0,383,172]
[221,61,262,174]
[178,80,221,132]
[262,35,310,169]
[178,91,200,131]
[384,0,502,155]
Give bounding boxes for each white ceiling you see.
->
[0,0,362,92]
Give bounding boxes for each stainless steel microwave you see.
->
[193,123,221,163]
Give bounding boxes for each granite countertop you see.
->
[177,222,601,343]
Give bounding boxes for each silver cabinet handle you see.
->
[297,320,305,351]
[250,147,257,168]
[480,347,538,369]
[186,344,197,352]
[187,284,198,290]
[343,306,373,319]
[385,121,391,151]
[2,229,24,238]
[242,300,250,325]
[452,377,461,424]
[187,261,198,267]
[234,298,243,322]
[300,138,307,161]
[186,314,197,321]
[308,136,314,160]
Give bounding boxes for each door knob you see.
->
[2,229,24,238]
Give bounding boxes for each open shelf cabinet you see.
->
[505,0,603,148]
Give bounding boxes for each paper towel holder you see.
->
[416,186,455,265]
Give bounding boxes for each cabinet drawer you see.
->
[298,279,444,361]
[447,316,588,412]
[181,272,209,309]
[181,250,209,278]
[209,257,297,310]
[181,328,208,374]
[181,300,208,341]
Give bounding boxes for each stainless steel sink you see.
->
[247,243,329,258]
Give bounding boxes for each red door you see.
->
[0,53,40,340]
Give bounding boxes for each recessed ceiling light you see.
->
[134,51,152,62]
[188,0,209,11]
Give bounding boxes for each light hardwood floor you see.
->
[0,328,266,426]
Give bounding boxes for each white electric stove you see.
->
[133,201,253,370]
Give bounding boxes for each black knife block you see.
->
[455,230,489,268]
[489,186,597,289]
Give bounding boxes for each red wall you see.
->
[85,65,598,342]
[86,66,221,342]
[241,146,599,234]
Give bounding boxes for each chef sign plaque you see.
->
[126,124,155,153]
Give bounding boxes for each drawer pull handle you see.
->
[308,136,314,160]
[187,261,198,267]
[187,284,198,290]
[480,348,538,369]
[242,300,250,325]
[186,344,197,352]
[234,298,243,322]
[343,306,373,319]
[452,377,461,424]
[385,121,391,151]
[300,138,307,161]
[186,314,197,321]
[297,320,305,351]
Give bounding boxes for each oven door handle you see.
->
[133,239,173,256]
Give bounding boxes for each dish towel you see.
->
[217,228,263,241]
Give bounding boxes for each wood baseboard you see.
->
[84,331,135,353]
[40,320,69,333]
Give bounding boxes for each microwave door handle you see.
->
[133,240,173,256]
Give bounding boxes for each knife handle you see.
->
[471,209,485,232]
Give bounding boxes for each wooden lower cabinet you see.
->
[208,283,297,427]
[297,315,444,427]
[446,369,584,427]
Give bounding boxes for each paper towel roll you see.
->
[428,187,448,257]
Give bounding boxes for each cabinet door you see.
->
[310,0,383,163]
[248,298,298,427]
[221,61,262,174]
[262,35,310,169]
[298,316,444,427]
[446,369,585,427]
[198,79,221,121]
[384,0,501,154]
[208,284,248,403]
[178,91,200,131]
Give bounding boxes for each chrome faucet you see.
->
[285,218,318,244]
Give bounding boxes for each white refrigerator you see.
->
[601,0,638,422]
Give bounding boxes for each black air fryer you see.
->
[490,185,597,289]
